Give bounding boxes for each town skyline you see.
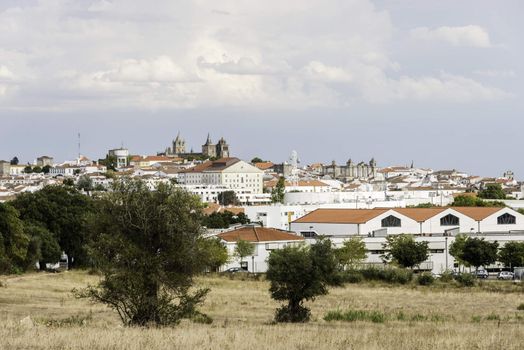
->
[1,0,522,177]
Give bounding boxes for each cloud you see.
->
[197,56,289,75]
[410,25,491,48]
[473,69,516,78]
[302,61,353,83]
[98,56,198,83]
[0,1,510,110]
[387,73,510,102]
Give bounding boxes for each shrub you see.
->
[417,273,435,286]
[439,270,454,283]
[361,267,413,284]
[343,271,364,284]
[324,309,386,323]
[191,313,213,324]
[517,303,524,311]
[454,273,476,287]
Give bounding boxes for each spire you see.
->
[410,160,414,169]
[205,133,212,145]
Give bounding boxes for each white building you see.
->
[179,158,264,194]
[108,148,130,169]
[181,185,271,205]
[290,207,524,273]
[216,226,304,273]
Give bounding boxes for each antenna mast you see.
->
[78,133,81,159]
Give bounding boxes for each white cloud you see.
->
[302,61,353,83]
[98,56,198,83]
[411,25,491,48]
[0,65,15,80]
[473,69,516,78]
[0,1,510,110]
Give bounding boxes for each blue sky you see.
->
[0,0,522,177]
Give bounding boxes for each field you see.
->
[0,271,523,350]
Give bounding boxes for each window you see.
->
[440,214,459,226]
[301,231,317,238]
[381,215,401,227]
[497,213,516,225]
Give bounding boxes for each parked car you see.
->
[223,267,248,274]
[497,271,514,280]
[473,270,489,279]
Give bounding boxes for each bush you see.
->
[439,270,454,283]
[517,303,524,311]
[191,313,213,324]
[417,273,435,286]
[454,273,476,287]
[275,305,311,323]
[324,309,386,323]
[343,271,364,284]
[360,267,413,284]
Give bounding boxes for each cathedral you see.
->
[164,133,230,159]
[322,158,378,182]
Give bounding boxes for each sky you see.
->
[0,0,522,178]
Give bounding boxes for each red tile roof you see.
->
[218,227,304,243]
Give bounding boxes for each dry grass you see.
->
[0,271,523,349]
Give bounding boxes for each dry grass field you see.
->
[0,271,523,350]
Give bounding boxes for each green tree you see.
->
[449,234,470,272]
[24,224,61,270]
[10,157,19,165]
[335,236,367,270]
[99,155,117,171]
[217,191,239,206]
[42,165,51,174]
[23,165,33,174]
[77,175,94,193]
[235,239,255,268]
[11,185,94,268]
[498,241,524,269]
[76,179,210,326]
[271,177,286,204]
[202,211,250,229]
[478,184,506,200]
[460,237,498,271]
[451,195,505,207]
[32,166,42,173]
[199,237,229,272]
[267,241,332,323]
[251,157,264,163]
[382,234,428,269]
[0,203,30,273]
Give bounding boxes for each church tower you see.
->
[172,132,186,155]
[202,133,217,158]
[216,137,230,158]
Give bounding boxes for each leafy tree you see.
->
[10,157,19,165]
[99,155,117,171]
[271,177,286,204]
[460,237,498,271]
[267,241,331,323]
[11,185,94,268]
[478,183,506,200]
[0,203,30,273]
[42,165,51,174]
[63,178,75,186]
[202,211,250,229]
[24,224,61,270]
[199,237,229,272]
[498,241,524,268]
[310,237,339,285]
[32,166,42,173]
[449,234,470,271]
[451,195,505,207]
[23,165,33,174]
[407,203,436,208]
[382,234,428,269]
[235,239,255,268]
[77,175,94,193]
[217,191,239,206]
[251,157,264,163]
[76,179,211,326]
[335,236,367,270]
